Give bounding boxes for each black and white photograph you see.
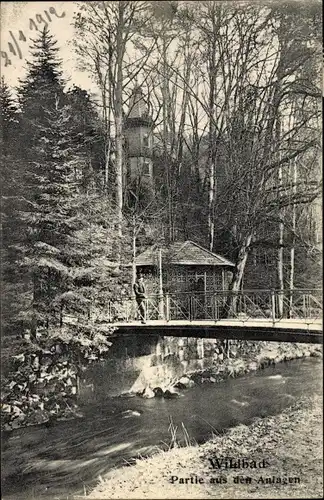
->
[1,1,322,499]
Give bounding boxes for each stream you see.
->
[1,356,322,500]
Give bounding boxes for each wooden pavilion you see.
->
[134,240,235,296]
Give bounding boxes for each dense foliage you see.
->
[1,28,131,430]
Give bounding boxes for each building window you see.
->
[187,271,195,281]
[176,270,186,282]
[143,134,150,148]
[214,274,222,289]
[206,275,213,288]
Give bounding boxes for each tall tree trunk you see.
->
[276,117,285,317]
[176,32,192,176]
[114,2,125,261]
[208,149,215,252]
[105,37,113,192]
[162,35,173,242]
[104,84,112,191]
[105,139,111,189]
[207,97,216,250]
[222,234,252,318]
[207,11,217,252]
[231,234,253,292]
[289,158,297,317]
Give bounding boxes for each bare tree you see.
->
[191,1,321,294]
[74,1,156,253]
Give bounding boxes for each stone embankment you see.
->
[133,341,322,400]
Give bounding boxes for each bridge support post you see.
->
[213,294,219,321]
[302,294,307,318]
[125,302,128,322]
[271,290,276,324]
[165,293,170,322]
[190,295,194,321]
[158,294,164,320]
[131,296,136,321]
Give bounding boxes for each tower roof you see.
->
[127,85,151,121]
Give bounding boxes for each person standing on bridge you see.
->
[133,274,147,324]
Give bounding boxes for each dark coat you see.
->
[133,280,146,299]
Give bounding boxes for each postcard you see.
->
[1,1,322,499]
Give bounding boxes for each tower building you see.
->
[124,85,153,188]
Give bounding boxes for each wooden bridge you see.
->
[111,319,322,344]
[62,289,322,344]
[98,289,322,344]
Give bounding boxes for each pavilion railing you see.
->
[105,289,322,323]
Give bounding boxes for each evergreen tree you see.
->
[1,28,133,430]
[13,27,131,335]
[0,78,20,194]
[0,78,18,153]
[0,79,28,350]
[20,103,83,332]
[18,27,65,155]
[8,29,67,336]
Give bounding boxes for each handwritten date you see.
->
[2,7,65,67]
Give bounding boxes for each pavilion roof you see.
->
[134,240,235,267]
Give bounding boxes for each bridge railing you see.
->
[105,289,322,323]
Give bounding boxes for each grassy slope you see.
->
[87,395,323,499]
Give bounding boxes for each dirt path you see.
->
[87,395,323,499]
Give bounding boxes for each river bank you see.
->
[87,394,323,499]
[1,356,322,500]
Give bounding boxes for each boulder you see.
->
[119,391,136,398]
[175,376,195,388]
[153,387,164,397]
[179,376,191,385]
[122,409,141,418]
[163,388,180,399]
[174,381,186,389]
[142,386,155,399]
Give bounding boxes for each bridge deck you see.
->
[108,319,322,344]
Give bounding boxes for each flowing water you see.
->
[1,357,322,500]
